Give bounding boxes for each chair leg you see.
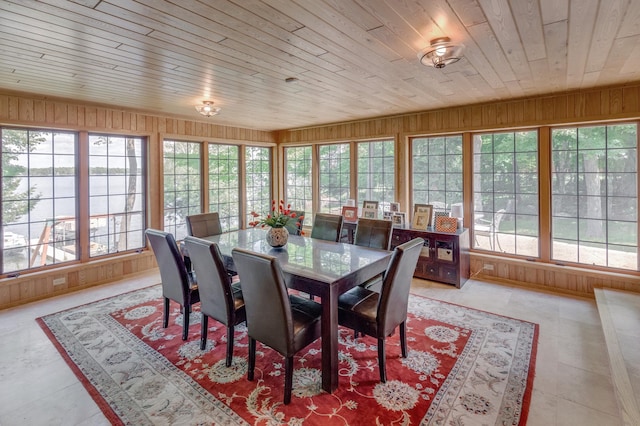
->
[248,338,256,381]
[163,298,169,328]
[378,337,387,383]
[200,316,209,350]
[400,322,408,358]
[284,356,294,405]
[182,305,189,341]
[225,325,234,367]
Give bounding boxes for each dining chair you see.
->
[183,236,246,365]
[284,210,305,236]
[310,213,343,242]
[353,218,394,292]
[354,218,393,250]
[186,212,223,237]
[145,229,200,341]
[337,237,423,382]
[231,248,322,404]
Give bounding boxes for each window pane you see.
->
[472,131,539,255]
[358,140,395,213]
[319,143,350,214]
[412,135,463,216]
[208,144,240,232]
[89,135,146,256]
[246,146,271,227]
[1,128,78,273]
[163,140,201,240]
[285,146,312,225]
[551,124,638,270]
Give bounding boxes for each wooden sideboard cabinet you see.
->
[390,226,470,288]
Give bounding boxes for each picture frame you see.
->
[392,212,406,227]
[413,204,433,226]
[341,206,358,223]
[411,211,430,230]
[383,211,393,220]
[389,202,400,212]
[362,208,378,219]
[361,200,379,219]
[362,200,379,210]
[433,210,449,224]
[435,216,458,233]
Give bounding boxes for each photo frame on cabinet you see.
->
[411,211,430,230]
[361,200,379,219]
[383,211,393,220]
[362,200,379,210]
[413,204,433,226]
[389,202,400,212]
[341,206,358,223]
[435,216,458,233]
[392,212,406,227]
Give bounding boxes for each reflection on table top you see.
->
[202,228,391,283]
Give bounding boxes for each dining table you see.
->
[199,227,392,393]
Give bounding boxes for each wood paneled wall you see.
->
[277,82,640,143]
[0,90,275,309]
[0,91,276,141]
[471,253,640,298]
[0,252,156,310]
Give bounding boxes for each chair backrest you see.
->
[284,210,305,236]
[354,218,393,250]
[186,212,222,238]
[310,213,343,242]
[231,248,294,355]
[377,237,424,336]
[183,236,235,325]
[494,209,507,230]
[145,229,191,304]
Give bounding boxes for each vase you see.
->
[266,226,289,247]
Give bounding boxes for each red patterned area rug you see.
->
[38,285,537,425]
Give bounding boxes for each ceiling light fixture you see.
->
[195,101,221,117]
[417,37,464,69]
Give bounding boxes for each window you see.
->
[88,135,146,257]
[319,143,350,214]
[285,146,312,224]
[163,140,201,241]
[473,130,539,256]
[208,144,240,231]
[357,140,395,213]
[551,124,637,270]
[1,128,77,273]
[412,135,463,210]
[245,146,271,227]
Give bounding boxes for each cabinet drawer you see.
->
[439,266,458,285]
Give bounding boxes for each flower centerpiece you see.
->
[249,200,303,247]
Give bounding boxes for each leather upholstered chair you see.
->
[231,248,322,405]
[354,218,394,291]
[186,212,223,238]
[354,218,393,250]
[284,210,305,236]
[310,213,343,242]
[145,229,200,341]
[184,236,246,365]
[337,237,423,382]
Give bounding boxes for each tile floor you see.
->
[0,271,625,425]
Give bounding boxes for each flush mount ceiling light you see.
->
[417,37,464,69]
[195,101,221,117]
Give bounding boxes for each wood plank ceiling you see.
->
[1,0,639,131]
